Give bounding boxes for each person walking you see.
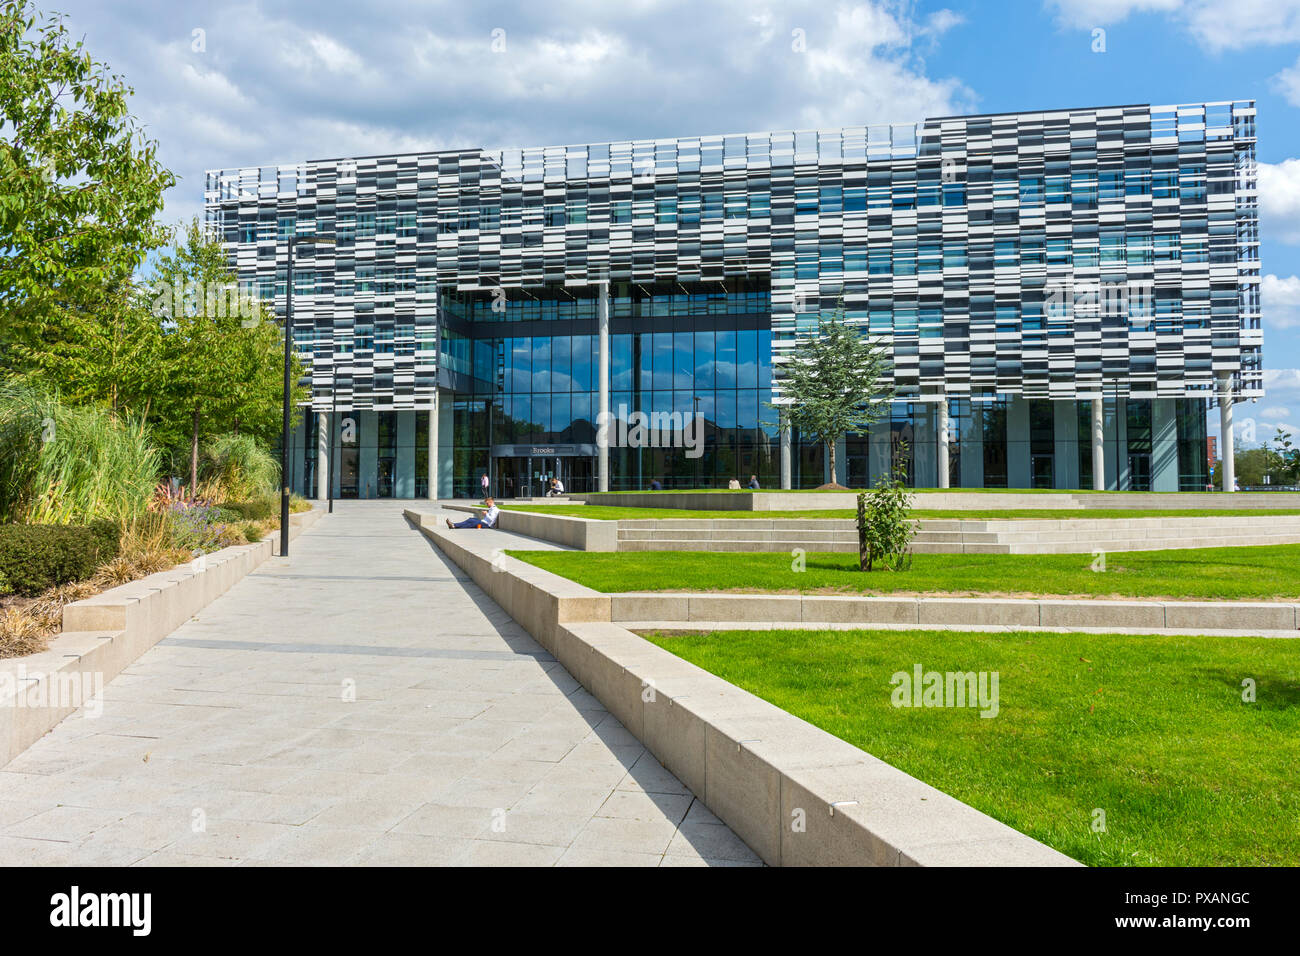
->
[480,472,490,499]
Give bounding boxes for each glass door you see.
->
[1128,454,1151,491]
[493,457,533,499]
[1031,454,1054,489]
[340,447,359,498]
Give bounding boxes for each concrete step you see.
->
[618,529,858,542]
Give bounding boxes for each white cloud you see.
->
[1047,0,1182,30]
[1257,368,1300,440]
[1273,55,1300,107]
[1257,160,1300,245]
[47,0,975,225]
[1047,0,1300,51]
[1262,274,1300,331]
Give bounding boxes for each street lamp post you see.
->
[281,234,334,557]
[329,362,338,514]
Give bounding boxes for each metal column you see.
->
[1219,373,1235,492]
[597,280,610,492]
[1091,397,1105,491]
[936,396,950,489]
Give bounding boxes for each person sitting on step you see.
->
[446,497,500,529]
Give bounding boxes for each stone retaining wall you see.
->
[574,490,1300,512]
[445,505,617,551]
[410,509,1081,867]
[0,508,323,768]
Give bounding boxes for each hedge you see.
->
[0,521,121,596]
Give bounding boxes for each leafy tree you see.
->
[11,283,164,420]
[1232,431,1300,488]
[1232,446,1272,488]
[1272,427,1300,486]
[148,219,305,492]
[0,0,173,350]
[856,441,915,571]
[771,302,892,487]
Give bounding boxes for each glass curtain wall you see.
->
[441,278,776,492]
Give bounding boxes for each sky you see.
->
[44,0,1300,446]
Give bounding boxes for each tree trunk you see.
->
[828,440,837,486]
[190,409,200,499]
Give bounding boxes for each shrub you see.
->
[167,502,231,555]
[856,444,916,572]
[0,522,122,596]
[200,433,279,502]
[0,384,159,525]
[0,606,49,658]
[220,495,278,521]
[0,385,45,524]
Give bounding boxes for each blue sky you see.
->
[48,0,1300,444]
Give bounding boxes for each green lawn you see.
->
[587,487,1279,495]
[640,627,1300,866]
[506,503,1300,522]
[508,544,1300,601]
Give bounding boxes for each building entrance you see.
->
[493,455,596,498]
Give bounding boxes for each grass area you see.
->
[589,487,1284,496]
[505,504,860,520]
[640,627,1300,866]
[507,544,1300,601]
[505,503,1300,522]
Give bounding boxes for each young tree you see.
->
[857,440,916,571]
[0,1,173,351]
[771,304,892,488]
[1271,427,1299,486]
[148,219,306,493]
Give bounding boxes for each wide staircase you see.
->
[615,514,1300,554]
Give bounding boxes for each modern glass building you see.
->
[205,100,1261,498]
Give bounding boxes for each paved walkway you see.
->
[0,501,759,866]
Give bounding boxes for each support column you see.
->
[1151,398,1178,492]
[936,396,950,489]
[1219,373,1235,492]
[597,280,610,492]
[780,411,792,489]
[315,409,329,501]
[427,392,438,500]
[1091,397,1105,491]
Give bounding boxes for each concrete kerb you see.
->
[0,508,324,768]
[576,490,1300,512]
[443,504,618,551]
[605,591,1300,633]
[409,510,1079,867]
